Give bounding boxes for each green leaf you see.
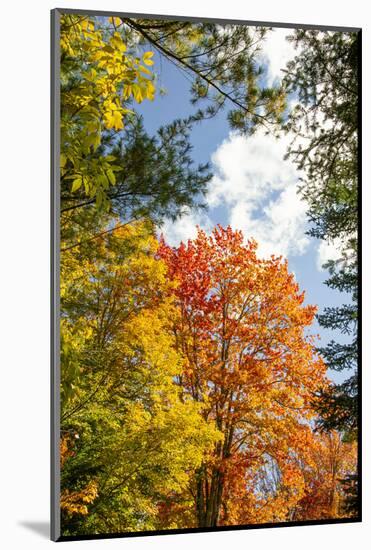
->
[107,169,116,185]
[96,189,103,209]
[71,178,82,192]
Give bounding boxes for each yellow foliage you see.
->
[60,15,156,207]
[61,480,99,516]
[60,220,221,530]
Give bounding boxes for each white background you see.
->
[0,0,369,548]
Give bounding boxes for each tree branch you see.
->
[122,18,270,124]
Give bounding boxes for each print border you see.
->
[51,8,362,541]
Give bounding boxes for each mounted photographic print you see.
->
[51,8,361,541]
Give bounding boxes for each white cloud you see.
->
[209,130,309,259]
[158,207,213,247]
[231,185,309,259]
[160,127,312,261]
[208,132,294,208]
[258,28,297,86]
[160,128,310,259]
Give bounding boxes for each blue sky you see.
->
[134,26,351,384]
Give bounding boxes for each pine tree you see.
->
[282,29,359,516]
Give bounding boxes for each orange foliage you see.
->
[60,435,99,517]
[159,225,329,527]
[60,480,99,517]
[292,431,357,520]
[60,434,74,468]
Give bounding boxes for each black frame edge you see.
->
[357,28,362,523]
[57,517,361,542]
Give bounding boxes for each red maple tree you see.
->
[159,225,328,527]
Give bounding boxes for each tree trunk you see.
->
[196,465,224,527]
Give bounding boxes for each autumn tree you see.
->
[291,431,357,520]
[60,14,158,210]
[158,226,328,527]
[60,221,220,535]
